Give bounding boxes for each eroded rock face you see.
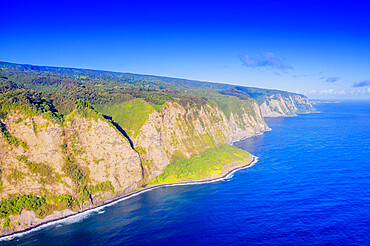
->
[0,111,142,200]
[0,111,144,237]
[0,114,74,198]
[65,117,142,194]
[260,94,315,117]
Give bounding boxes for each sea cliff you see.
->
[0,90,268,236]
[260,93,314,117]
[0,62,314,237]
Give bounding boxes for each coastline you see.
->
[0,156,257,241]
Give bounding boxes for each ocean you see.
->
[2,101,370,245]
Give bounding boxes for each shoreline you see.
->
[0,156,257,241]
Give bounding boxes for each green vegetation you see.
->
[7,169,25,183]
[0,89,63,124]
[0,88,105,128]
[35,195,78,219]
[184,89,258,129]
[65,99,105,122]
[63,160,87,188]
[0,195,45,219]
[150,145,251,185]
[0,110,7,120]
[135,146,147,156]
[0,121,27,148]
[0,76,20,94]
[0,61,314,123]
[0,194,79,222]
[62,158,114,204]
[2,217,13,229]
[0,62,313,146]
[17,156,56,184]
[95,98,155,137]
[0,169,3,192]
[87,181,114,194]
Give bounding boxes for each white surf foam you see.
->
[0,156,258,242]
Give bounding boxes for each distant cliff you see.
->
[259,93,315,117]
[228,86,315,117]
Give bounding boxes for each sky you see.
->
[1,0,370,99]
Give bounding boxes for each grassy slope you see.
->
[94,98,155,138]
[149,145,251,185]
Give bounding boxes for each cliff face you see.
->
[0,111,142,200]
[0,113,73,198]
[0,110,143,235]
[259,93,315,117]
[0,97,268,196]
[0,96,268,236]
[133,100,268,180]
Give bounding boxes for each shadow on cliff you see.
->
[102,115,134,149]
[102,115,146,180]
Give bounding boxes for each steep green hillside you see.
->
[95,99,155,138]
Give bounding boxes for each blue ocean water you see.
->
[3,101,370,245]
